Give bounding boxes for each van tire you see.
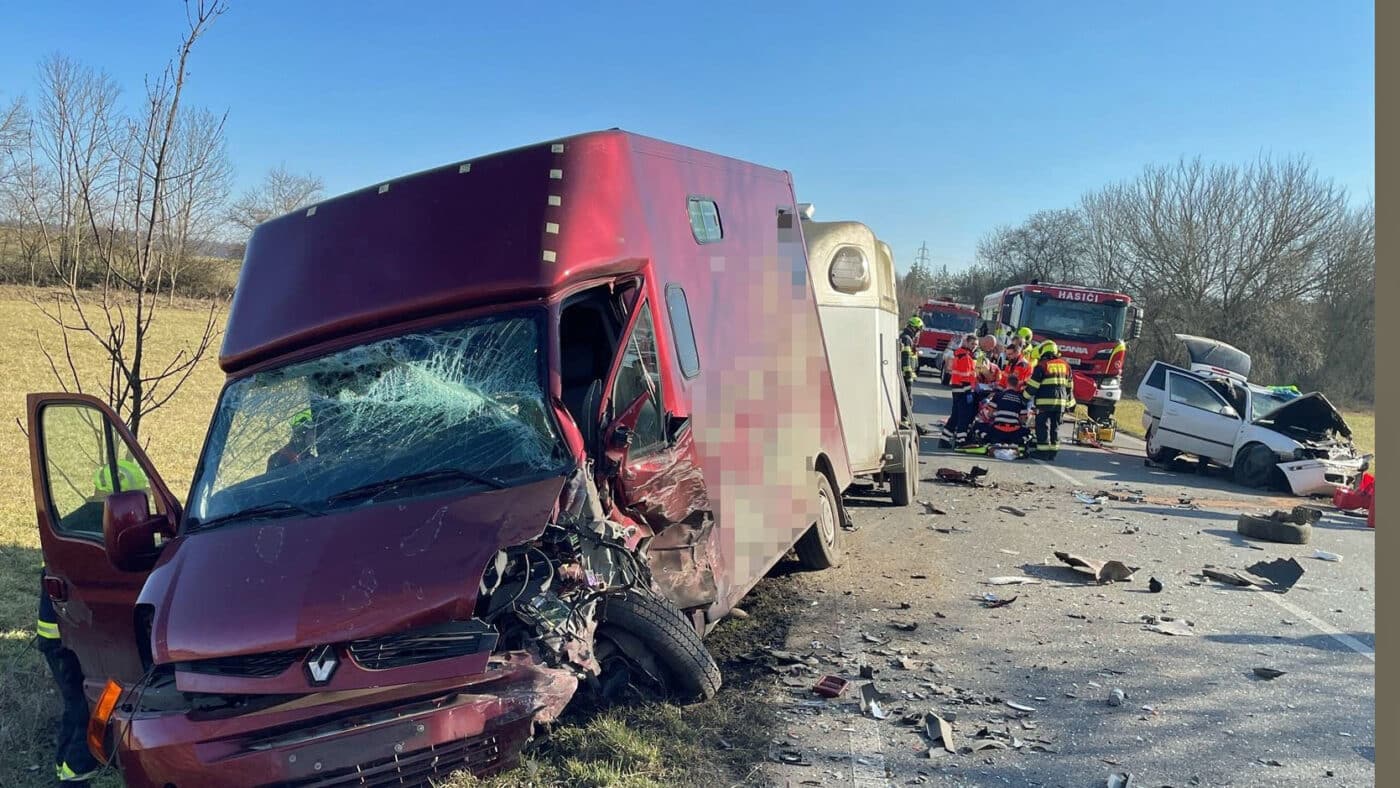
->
[890,433,918,507]
[1237,513,1312,545]
[796,472,843,570]
[597,590,722,703]
[1145,422,1178,464]
[1234,443,1279,489]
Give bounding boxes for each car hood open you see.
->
[1255,392,1352,441]
[140,475,567,665]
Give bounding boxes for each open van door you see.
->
[595,298,709,528]
[27,393,180,697]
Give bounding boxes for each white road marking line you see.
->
[1256,590,1375,661]
[1034,459,1084,488]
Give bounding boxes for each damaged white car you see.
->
[1137,334,1370,496]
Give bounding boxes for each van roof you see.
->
[220,129,790,372]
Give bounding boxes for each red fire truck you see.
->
[979,283,1144,420]
[915,297,980,378]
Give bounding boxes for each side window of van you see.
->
[665,285,701,379]
[687,197,723,244]
[612,303,667,455]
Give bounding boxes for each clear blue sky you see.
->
[1,1,1373,272]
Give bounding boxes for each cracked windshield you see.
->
[187,312,568,526]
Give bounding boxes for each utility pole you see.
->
[914,242,931,269]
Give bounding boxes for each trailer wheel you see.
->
[1234,443,1281,490]
[595,589,722,703]
[1145,422,1178,464]
[889,432,918,507]
[796,472,843,569]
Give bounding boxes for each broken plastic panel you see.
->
[188,312,570,524]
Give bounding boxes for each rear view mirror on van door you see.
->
[103,490,167,572]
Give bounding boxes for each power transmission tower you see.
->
[914,242,931,268]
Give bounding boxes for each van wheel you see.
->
[1145,422,1178,464]
[1234,443,1280,489]
[595,590,722,703]
[889,433,918,507]
[796,472,843,569]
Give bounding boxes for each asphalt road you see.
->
[753,374,1375,787]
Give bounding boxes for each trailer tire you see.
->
[1234,443,1281,490]
[796,472,843,569]
[1236,513,1312,545]
[890,433,918,507]
[596,590,722,703]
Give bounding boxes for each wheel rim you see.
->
[1147,427,1161,457]
[817,487,837,545]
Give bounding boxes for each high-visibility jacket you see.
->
[989,388,1027,431]
[899,328,918,378]
[93,458,148,495]
[1000,357,1033,391]
[1024,354,1075,409]
[947,347,976,393]
[37,567,60,646]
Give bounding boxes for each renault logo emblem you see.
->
[304,645,339,686]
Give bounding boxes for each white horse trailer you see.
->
[799,207,918,505]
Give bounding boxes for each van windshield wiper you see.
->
[193,501,324,530]
[327,467,508,506]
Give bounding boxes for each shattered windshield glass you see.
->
[1249,386,1296,422]
[186,311,569,527]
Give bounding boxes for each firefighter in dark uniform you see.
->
[37,570,101,785]
[1022,340,1075,460]
[897,317,930,435]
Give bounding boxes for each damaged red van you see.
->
[26,130,853,786]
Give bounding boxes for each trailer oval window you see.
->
[665,284,701,378]
[687,197,723,244]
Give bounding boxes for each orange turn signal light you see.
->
[87,679,123,764]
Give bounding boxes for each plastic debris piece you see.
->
[1312,549,1343,563]
[998,505,1028,517]
[1144,620,1195,637]
[918,500,948,515]
[1108,688,1126,706]
[813,675,850,698]
[924,712,956,753]
[858,682,890,719]
[1202,568,1258,587]
[1148,577,1163,593]
[1252,667,1286,680]
[890,621,919,632]
[1006,700,1037,712]
[1054,551,1140,584]
[1074,491,1106,506]
[1105,773,1134,788]
[982,594,1018,609]
[1246,557,1305,591]
[986,576,1040,585]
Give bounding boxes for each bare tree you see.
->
[228,164,324,235]
[974,209,1087,285]
[14,1,230,439]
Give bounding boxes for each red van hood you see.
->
[141,475,567,664]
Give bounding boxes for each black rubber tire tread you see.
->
[890,433,918,507]
[1233,443,1278,489]
[795,472,843,569]
[1144,422,1178,464]
[598,590,722,702]
[1237,513,1312,545]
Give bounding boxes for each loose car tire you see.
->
[890,432,918,507]
[1233,443,1279,489]
[1144,422,1178,464]
[796,472,843,569]
[597,590,722,702]
[1236,513,1312,545]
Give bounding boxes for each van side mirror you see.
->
[103,490,166,573]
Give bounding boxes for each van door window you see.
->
[40,403,153,538]
[611,303,667,454]
[665,285,701,379]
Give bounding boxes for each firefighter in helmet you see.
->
[1023,340,1075,459]
[898,317,927,433]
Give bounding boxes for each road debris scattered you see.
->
[1252,667,1286,680]
[1245,557,1305,591]
[918,500,948,515]
[1005,700,1037,713]
[1105,772,1135,788]
[985,576,1040,585]
[935,467,990,487]
[981,593,1018,608]
[1312,549,1343,563]
[1075,491,1107,506]
[1108,687,1126,706]
[890,620,920,632]
[1237,509,1314,545]
[997,505,1028,517]
[924,712,956,754]
[1054,551,1140,584]
[859,682,890,719]
[1202,567,1259,587]
[1143,619,1195,636]
[1148,577,1163,593]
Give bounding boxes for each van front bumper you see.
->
[111,656,577,788]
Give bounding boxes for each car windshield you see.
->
[1022,296,1128,342]
[921,310,978,333]
[186,310,570,528]
[1249,386,1298,421]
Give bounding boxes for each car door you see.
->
[1159,372,1242,464]
[597,298,708,528]
[27,393,179,695]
